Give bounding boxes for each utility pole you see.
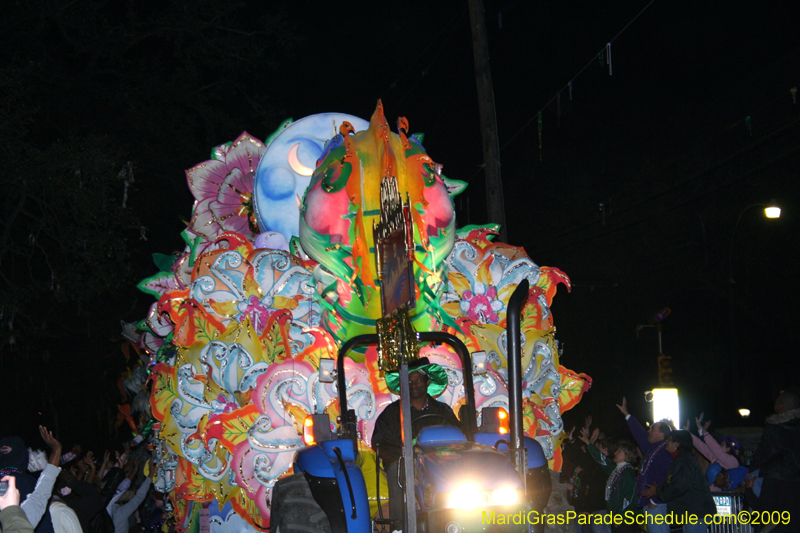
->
[468,0,507,243]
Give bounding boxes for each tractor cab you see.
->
[270,280,550,533]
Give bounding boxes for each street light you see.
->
[728,201,781,283]
[728,201,780,410]
[764,205,781,219]
[652,388,680,426]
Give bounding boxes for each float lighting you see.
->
[472,351,488,375]
[318,358,335,383]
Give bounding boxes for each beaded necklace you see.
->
[636,441,666,495]
[640,441,666,475]
[0,467,26,480]
[569,469,582,499]
[605,463,634,501]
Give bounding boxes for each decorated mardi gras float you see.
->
[131,102,591,532]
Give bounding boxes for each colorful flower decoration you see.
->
[187,133,266,242]
[460,282,503,324]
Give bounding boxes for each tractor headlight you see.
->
[491,486,519,505]
[448,483,483,509]
[442,484,520,510]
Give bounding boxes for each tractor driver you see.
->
[371,357,461,527]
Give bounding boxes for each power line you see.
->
[379,9,467,103]
[462,0,660,185]
[578,82,800,215]
[533,88,800,248]
[536,120,800,255]
[498,0,659,153]
[396,11,468,107]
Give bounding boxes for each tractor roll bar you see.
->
[335,331,478,442]
[336,333,378,449]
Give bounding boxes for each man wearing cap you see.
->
[372,357,461,527]
[616,398,673,533]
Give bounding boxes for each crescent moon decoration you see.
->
[287,143,314,177]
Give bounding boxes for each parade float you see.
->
[128,102,591,532]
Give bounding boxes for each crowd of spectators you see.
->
[560,390,800,533]
[3,387,798,533]
[0,426,155,533]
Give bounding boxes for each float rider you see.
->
[371,357,461,528]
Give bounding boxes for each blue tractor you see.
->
[269,280,551,532]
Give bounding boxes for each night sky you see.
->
[2,0,798,447]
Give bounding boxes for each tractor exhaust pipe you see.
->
[507,278,529,481]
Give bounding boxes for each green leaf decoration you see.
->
[443,175,468,197]
[265,118,294,147]
[153,252,178,272]
[455,223,501,240]
[136,271,178,298]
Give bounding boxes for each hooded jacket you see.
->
[0,438,36,499]
[751,407,800,480]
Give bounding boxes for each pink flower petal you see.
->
[186,160,227,201]
[189,199,221,239]
[223,133,266,176]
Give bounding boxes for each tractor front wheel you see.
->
[271,473,332,533]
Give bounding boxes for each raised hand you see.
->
[125,458,140,480]
[83,452,97,481]
[578,426,591,444]
[695,412,704,432]
[584,415,593,429]
[76,458,91,481]
[98,450,111,478]
[590,427,600,444]
[39,425,61,449]
[567,426,576,442]
[683,419,690,431]
[616,397,629,417]
[39,425,62,466]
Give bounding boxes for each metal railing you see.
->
[710,492,753,533]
